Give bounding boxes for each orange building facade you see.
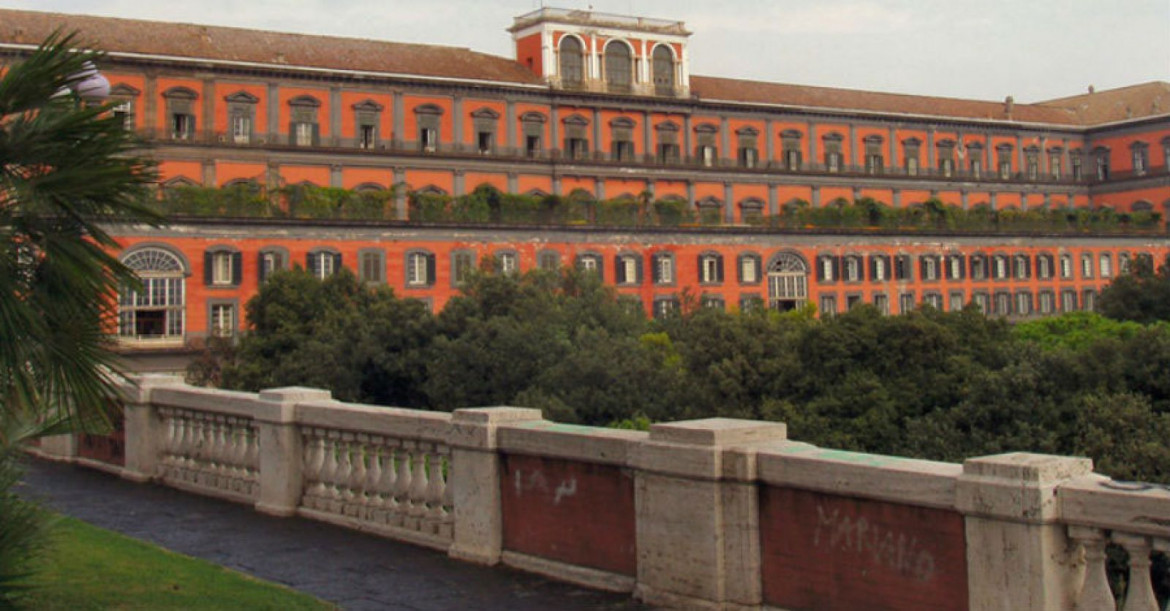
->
[2,7,1169,361]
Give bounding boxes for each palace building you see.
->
[2,7,1169,367]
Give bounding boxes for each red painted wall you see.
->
[760,486,968,611]
[500,454,637,576]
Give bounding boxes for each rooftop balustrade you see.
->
[29,376,1170,610]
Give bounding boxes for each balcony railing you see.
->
[130,128,1163,189]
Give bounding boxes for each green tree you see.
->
[1099,254,1170,323]
[0,33,158,604]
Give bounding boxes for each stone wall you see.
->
[29,375,1170,610]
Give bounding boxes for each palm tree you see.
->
[1,31,159,438]
[0,32,159,602]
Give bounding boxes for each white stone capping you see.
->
[756,443,961,510]
[632,418,788,481]
[448,407,544,450]
[957,452,1094,523]
[149,386,266,419]
[496,420,646,466]
[1059,475,1170,538]
[296,399,451,443]
[116,373,186,404]
[501,550,635,593]
[255,386,332,423]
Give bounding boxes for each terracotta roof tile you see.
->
[0,9,544,86]
[689,75,1083,125]
[3,8,1166,128]
[1036,82,1170,126]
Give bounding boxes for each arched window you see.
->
[652,45,675,95]
[768,252,809,311]
[605,41,632,93]
[559,36,584,88]
[119,247,186,344]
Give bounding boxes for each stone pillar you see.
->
[254,387,332,517]
[392,91,405,149]
[120,374,185,483]
[36,434,78,461]
[956,452,1093,611]
[329,86,342,147]
[447,407,544,565]
[267,83,280,141]
[632,418,787,609]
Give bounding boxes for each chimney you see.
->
[1004,96,1014,120]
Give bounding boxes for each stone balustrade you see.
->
[30,375,1170,611]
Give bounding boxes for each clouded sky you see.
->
[3,0,1167,103]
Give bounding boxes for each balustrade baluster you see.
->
[338,434,356,512]
[160,410,178,473]
[380,441,400,520]
[365,437,385,520]
[301,430,324,509]
[426,448,445,521]
[1114,533,1159,611]
[230,420,248,490]
[1069,526,1117,610]
[321,432,342,512]
[245,423,260,475]
[409,442,430,521]
[440,447,453,517]
[349,435,369,517]
[393,442,413,526]
[174,412,191,476]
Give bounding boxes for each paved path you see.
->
[19,459,649,611]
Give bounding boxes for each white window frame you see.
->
[210,303,235,338]
[407,252,430,286]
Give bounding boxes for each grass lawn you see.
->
[18,516,333,610]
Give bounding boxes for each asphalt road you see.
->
[18,458,649,611]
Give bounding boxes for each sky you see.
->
[2,0,1167,103]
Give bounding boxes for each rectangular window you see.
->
[973,292,990,314]
[477,131,494,154]
[172,113,194,140]
[697,144,716,167]
[1071,156,1083,180]
[231,115,251,144]
[700,255,721,283]
[295,122,315,147]
[1060,256,1073,279]
[899,292,915,314]
[949,292,964,312]
[360,251,383,284]
[874,293,889,315]
[1081,254,1094,279]
[407,252,431,286]
[498,252,518,275]
[1039,291,1054,314]
[1062,290,1077,312]
[526,135,542,158]
[211,252,233,286]
[421,127,437,152]
[113,100,134,131]
[866,153,883,174]
[620,256,639,285]
[970,158,982,179]
[995,292,1011,315]
[566,137,589,160]
[658,143,681,164]
[452,252,474,285]
[740,256,758,284]
[820,295,837,316]
[211,304,235,338]
[655,255,674,284]
[260,251,282,282]
[613,140,635,162]
[1049,154,1061,180]
[359,124,377,149]
[538,251,559,271]
[1016,292,1032,315]
[739,147,759,169]
[1083,289,1097,311]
